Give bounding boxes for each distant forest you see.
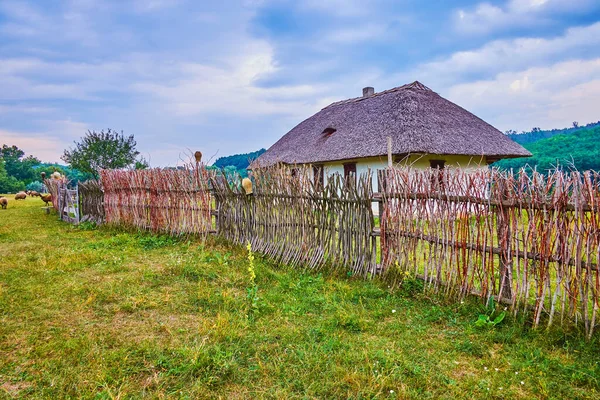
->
[210,148,266,177]
[495,121,600,172]
[505,121,600,144]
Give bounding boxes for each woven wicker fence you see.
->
[211,167,376,275]
[79,180,105,224]
[380,167,600,338]
[43,178,63,212]
[79,161,600,336]
[100,167,212,236]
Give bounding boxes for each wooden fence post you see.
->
[496,183,512,300]
[74,186,80,224]
[58,184,64,221]
[377,170,386,273]
[213,192,220,234]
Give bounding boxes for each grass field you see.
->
[1,196,599,399]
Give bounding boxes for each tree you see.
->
[62,129,142,178]
[134,156,149,170]
[0,159,23,193]
[573,121,579,128]
[26,181,44,192]
[1,145,41,184]
[213,148,266,177]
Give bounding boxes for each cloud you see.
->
[0,104,55,114]
[375,19,600,133]
[454,0,599,34]
[403,21,600,87]
[0,0,599,167]
[0,129,66,163]
[131,41,326,119]
[0,117,89,162]
[298,0,373,17]
[323,24,387,44]
[445,58,600,132]
[0,0,132,49]
[132,0,184,13]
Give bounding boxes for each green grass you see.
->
[1,196,599,399]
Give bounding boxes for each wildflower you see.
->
[392,309,396,313]
[484,367,488,371]
[390,390,394,394]
[515,371,519,375]
[494,368,499,372]
[246,242,256,282]
[520,381,524,385]
[499,387,503,390]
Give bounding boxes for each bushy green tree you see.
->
[26,181,44,193]
[134,157,149,170]
[62,129,143,178]
[0,159,23,193]
[1,145,41,184]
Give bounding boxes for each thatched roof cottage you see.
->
[255,81,530,187]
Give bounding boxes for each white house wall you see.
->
[314,154,489,214]
[320,155,487,189]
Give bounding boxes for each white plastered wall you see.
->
[313,154,490,214]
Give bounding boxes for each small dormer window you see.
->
[322,127,336,137]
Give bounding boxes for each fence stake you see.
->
[496,182,512,300]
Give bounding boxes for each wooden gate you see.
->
[58,187,80,224]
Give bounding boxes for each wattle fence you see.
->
[100,167,212,236]
[211,167,376,275]
[380,168,600,338]
[47,164,600,337]
[79,179,104,223]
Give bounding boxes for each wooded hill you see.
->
[495,122,600,172]
[211,148,266,176]
[506,121,600,145]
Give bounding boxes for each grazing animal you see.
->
[14,192,27,200]
[0,197,7,209]
[40,193,53,206]
[29,191,40,197]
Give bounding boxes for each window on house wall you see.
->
[375,169,386,192]
[344,162,357,186]
[429,159,445,190]
[313,165,324,188]
[430,159,446,169]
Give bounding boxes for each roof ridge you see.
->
[322,81,433,110]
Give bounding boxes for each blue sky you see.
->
[1,0,600,165]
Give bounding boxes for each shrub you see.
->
[26,181,44,192]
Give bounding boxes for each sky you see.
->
[1,0,600,166]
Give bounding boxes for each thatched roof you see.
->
[255,81,531,166]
